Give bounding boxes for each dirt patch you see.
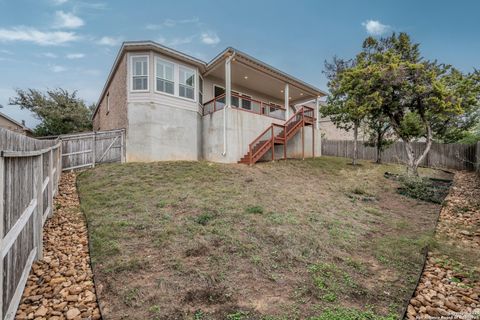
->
[77,157,450,319]
[15,172,101,320]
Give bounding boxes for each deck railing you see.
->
[203,93,286,120]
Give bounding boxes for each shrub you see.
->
[397,175,450,204]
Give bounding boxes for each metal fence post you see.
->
[48,149,53,218]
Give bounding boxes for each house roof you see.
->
[94,40,327,117]
[0,110,33,133]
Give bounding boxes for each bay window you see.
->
[155,58,174,94]
[131,56,148,91]
[179,67,195,100]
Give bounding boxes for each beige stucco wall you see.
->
[318,117,367,141]
[93,54,128,131]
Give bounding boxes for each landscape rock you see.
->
[15,173,101,320]
[406,172,480,319]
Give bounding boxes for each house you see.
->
[0,111,33,136]
[302,100,366,141]
[93,41,327,163]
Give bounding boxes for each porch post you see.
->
[284,83,289,120]
[225,56,232,108]
[315,96,320,130]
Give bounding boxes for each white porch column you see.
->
[225,56,232,107]
[284,83,289,119]
[315,96,320,130]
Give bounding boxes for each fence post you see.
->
[34,154,43,260]
[121,129,125,163]
[48,149,53,218]
[92,132,96,168]
[0,155,4,319]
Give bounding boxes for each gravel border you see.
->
[15,172,101,320]
[404,171,480,319]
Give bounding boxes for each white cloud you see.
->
[200,32,220,45]
[97,36,122,46]
[158,36,194,47]
[52,0,68,5]
[0,27,78,45]
[54,11,84,29]
[362,20,390,36]
[0,49,13,55]
[66,53,85,59]
[43,52,58,58]
[51,65,67,72]
[146,17,199,30]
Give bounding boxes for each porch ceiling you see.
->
[205,60,318,105]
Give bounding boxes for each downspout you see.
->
[222,50,236,156]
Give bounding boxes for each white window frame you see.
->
[130,55,149,92]
[154,56,175,96]
[178,66,196,101]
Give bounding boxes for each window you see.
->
[132,56,148,91]
[155,58,174,94]
[179,67,195,99]
[231,91,240,107]
[241,94,252,110]
[198,75,204,104]
[214,85,225,103]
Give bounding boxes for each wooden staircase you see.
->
[238,106,315,164]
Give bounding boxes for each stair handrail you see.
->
[245,106,316,164]
[249,124,274,164]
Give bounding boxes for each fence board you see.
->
[0,128,61,319]
[321,139,478,171]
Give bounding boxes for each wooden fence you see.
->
[38,129,125,171]
[321,139,480,171]
[60,129,125,171]
[0,128,61,320]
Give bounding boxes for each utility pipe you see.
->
[222,51,236,156]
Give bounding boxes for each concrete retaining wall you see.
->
[126,101,201,162]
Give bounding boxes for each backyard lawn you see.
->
[76,157,451,319]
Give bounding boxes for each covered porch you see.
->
[200,48,325,125]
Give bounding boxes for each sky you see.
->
[0,0,479,129]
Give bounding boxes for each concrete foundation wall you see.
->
[127,101,201,162]
[202,108,321,163]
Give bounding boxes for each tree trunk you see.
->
[352,122,358,165]
[376,130,382,164]
[405,141,418,176]
[404,124,433,176]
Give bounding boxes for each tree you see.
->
[322,57,372,165]
[363,110,393,163]
[9,88,93,136]
[348,33,480,175]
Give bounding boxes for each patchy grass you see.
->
[77,157,450,319]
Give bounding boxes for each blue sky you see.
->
[0,0,479,129]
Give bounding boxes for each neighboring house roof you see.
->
[0,111,33,134]
[94,41,328,118]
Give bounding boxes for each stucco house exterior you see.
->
[93,41,327,163]
[0,111,33,136]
